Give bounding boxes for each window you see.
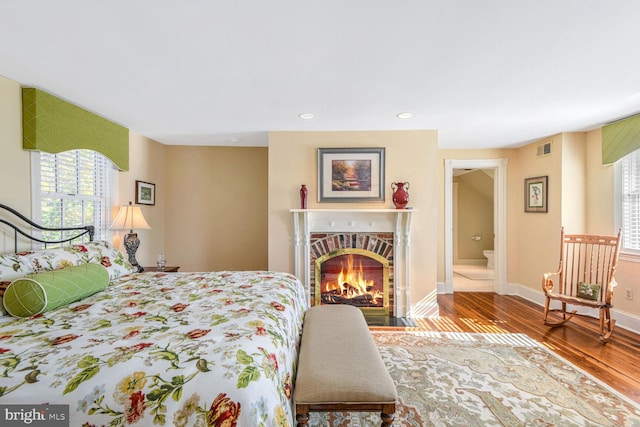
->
[618,148,640,254]
[32,150,116,247]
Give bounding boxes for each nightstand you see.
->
[143,266,180,272]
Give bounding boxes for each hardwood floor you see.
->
[374,292,640,405]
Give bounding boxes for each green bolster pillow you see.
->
[2,263,109,318]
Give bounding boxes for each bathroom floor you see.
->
[453,263,495,292]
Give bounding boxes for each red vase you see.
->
[300,184,308,209]
[391,182,409,209]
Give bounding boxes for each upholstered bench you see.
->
[294,305,397,427]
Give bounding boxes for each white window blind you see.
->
[621,148,640,253]
[35,150,114,247]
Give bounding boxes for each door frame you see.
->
[444,158,508,294]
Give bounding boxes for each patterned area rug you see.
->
[309,332,640,426]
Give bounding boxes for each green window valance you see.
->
[602,113,640,165]
[22,88,129,171]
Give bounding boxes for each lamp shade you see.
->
[109,202,151,232]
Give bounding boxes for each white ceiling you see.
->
[2,1,640,149]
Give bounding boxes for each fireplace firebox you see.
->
[315,248,389,316]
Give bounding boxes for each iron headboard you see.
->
[0,203,95,253]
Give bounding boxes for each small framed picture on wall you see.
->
[135,180,156,205]
[524,176,548,213]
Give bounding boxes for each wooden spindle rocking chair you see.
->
[542,228,622,342]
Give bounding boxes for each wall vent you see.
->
[537,141,552,157]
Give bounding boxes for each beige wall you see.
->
[511,136,563,291]
[585,128,615,233]
[0,76,32,252]
[512,131,628,300]
[561,133,587,233]
[612,257,640,316]
[114,132,167,268]
[268,130,439,308]
[164,146,268,272]
[482,133,588,294]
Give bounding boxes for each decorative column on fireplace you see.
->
[290,208,415,318]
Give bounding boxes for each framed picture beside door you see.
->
[524,176,548,213]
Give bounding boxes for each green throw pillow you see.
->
[2,263,109,318]
[577,282,601,301]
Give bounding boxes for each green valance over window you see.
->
[602,113,640,165]
[22,88,129,171]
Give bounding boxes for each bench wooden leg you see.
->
[380,403,395,427]
[380,412,394,426]
[295,404,309,427]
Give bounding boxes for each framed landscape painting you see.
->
[318,147,385,202]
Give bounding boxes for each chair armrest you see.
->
[542,272,558,293]
[603,279,617,303]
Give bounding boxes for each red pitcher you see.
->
[300,184,308,209]
[391,182,409,209]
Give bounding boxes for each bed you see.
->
[0,206,308,426]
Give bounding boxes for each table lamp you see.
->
[109,201,151,272]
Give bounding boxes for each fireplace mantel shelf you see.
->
[290,208,415,317]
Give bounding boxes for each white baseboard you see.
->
[436,281,451,294]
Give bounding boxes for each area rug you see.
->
[308,332,640,426]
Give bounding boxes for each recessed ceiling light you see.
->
[396,112,414,119]
[298,113,315,119]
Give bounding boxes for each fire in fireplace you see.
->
[315,249,389,315]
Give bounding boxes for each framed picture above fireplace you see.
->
[318,147,385,202]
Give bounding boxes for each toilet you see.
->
[483,250,494,269]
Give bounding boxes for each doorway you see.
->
[452,169,494,291]
[444,159,508,294]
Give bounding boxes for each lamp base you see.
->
[123,232,144,272]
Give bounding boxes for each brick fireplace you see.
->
[291,209,414,318]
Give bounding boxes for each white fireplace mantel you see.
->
[290,208,415,317]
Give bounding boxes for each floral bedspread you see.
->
[0,270,308,426]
